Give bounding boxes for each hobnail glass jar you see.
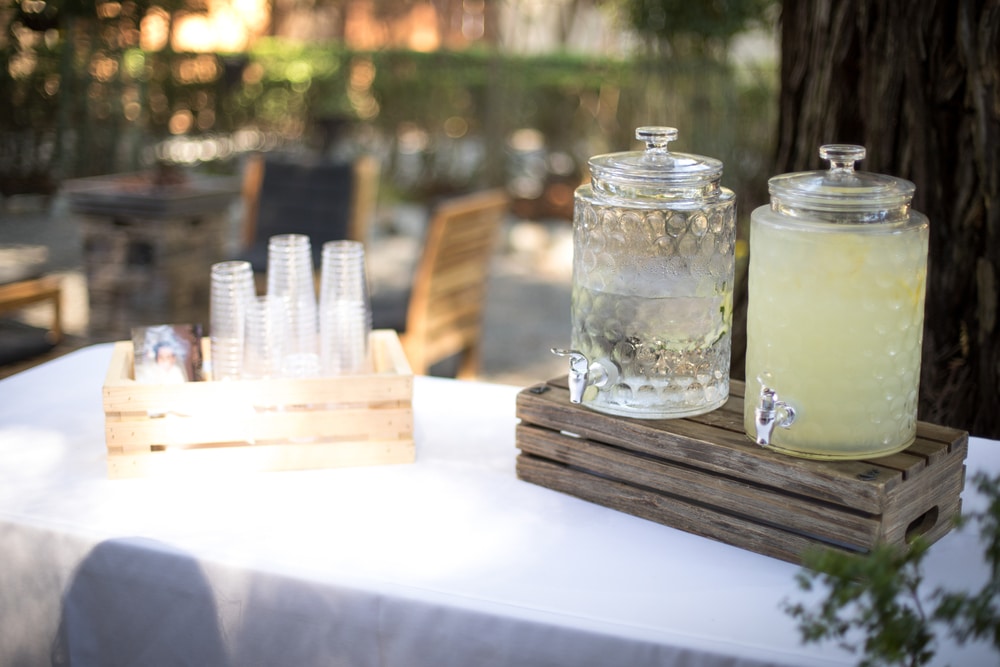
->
[557,126,736,419]
[744,145,929,459]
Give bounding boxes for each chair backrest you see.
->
[401,189,509,378]
[239,153,379,272]
[348,154,379,244]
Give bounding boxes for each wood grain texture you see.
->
[400,189,509,378]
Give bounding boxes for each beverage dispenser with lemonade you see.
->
[745,145,929,459]
[553,126,736,419]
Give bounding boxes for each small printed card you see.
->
[132,324,204,384]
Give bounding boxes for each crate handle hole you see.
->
[905,505,939,543]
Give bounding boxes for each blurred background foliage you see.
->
[0,0,778,217]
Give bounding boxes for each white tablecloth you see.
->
[0,344,996,666]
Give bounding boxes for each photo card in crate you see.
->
[132,324,204,384]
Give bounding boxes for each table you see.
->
[0,344,996,667]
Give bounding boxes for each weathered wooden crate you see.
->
[103,330,414,479]
[516,377,968,564]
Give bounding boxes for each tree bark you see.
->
[775,0,1000,437]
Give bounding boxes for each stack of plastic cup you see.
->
[242,295,289,380]
[266,234,318,372]
[281,351,321,378]
[209,260,256,381]
[318,240,372,375]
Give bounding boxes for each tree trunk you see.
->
[775,0,1000,438]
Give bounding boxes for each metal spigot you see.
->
[551,349,618,404]
[754,383,796,446]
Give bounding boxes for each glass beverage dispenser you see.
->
[554,127,736,419]
[744,145,929,459]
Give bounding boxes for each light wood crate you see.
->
[516,377,968,565]
[103,330,414,479]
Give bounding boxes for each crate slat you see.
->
[107,405,413,451]
[517,454,824,564]
[515,378,968,564]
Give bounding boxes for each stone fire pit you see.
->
[65,168,240,340]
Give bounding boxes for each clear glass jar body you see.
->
[571,184,736,418]
[743,207,929,458]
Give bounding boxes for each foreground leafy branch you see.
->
[784,473,1000,667]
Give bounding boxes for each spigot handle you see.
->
[551,348,589,404]
[754,383,796,446]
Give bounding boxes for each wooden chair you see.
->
[395,189,509,379]
[239,152,380,274]
[0,274,63,366]
[0,274,62,340]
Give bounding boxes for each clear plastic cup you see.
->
[319,241,370,307]
[281,352,321,378]
[318,240,372,375]
[242,295,289,380]
[319,300,370,375]
[266,234,318,359]
[209,260,256,381]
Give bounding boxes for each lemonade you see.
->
[744,211,929,458]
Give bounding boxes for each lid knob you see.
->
[819,144,866,173]
[636,126,678,154]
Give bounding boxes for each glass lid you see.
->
[588,127,723,198]
[768,145,915,223]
